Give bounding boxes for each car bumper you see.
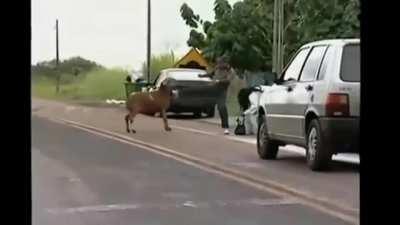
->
[319,117,359,153]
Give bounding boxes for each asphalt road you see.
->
[32,116,353,225]
[32,98,359,221]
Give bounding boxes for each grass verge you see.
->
[32,68,128,103]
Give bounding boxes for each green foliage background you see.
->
[180,0,360,73]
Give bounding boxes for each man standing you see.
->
[199,56,235,135]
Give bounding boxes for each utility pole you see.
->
[279,0,284,73]
[146,0,151,85]
[272,0,284,75]
[55,19,60,93]
[171,49,175,66]
[272,0,278,74]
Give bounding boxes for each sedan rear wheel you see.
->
[306,119,332,171]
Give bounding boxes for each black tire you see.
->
[306,119,332,171]
[257,116,279,159]
[204,106,215,118]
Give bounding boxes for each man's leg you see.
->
[216,88,229,129]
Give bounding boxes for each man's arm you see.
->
[216,68,235,84]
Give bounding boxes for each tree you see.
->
[141,52,177,83]
[180,0,275,73]
[58,56,102,75]
[180,0,360,73]
[290,0,360,58]
[31,56,102,79]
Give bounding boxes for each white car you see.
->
[257,39,360,171]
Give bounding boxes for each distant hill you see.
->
[31,56,104,78]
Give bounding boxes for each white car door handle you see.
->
[305,85,313,91]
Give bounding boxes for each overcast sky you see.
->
[32,0,240,69]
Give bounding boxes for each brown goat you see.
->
[125,79,173,133]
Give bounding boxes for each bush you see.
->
[76,69,127,100]
[32,56,102,80]
[227,76,247,117]
[142,52,177,83]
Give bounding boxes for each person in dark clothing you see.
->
[237,86,263,112]
[238,88,253,112]
[199,56,235,134]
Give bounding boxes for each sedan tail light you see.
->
[325,93,349,117]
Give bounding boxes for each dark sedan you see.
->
[153,68,218,117]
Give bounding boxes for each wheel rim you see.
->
[308,127,318,162]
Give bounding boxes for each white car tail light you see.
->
[326,93,350,117]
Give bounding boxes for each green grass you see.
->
[74,69,127,100]
[32,68,128,102]
[32,76,63,100]
[227,96,241,117]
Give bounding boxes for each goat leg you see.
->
[129,112,137,134]
[125,114,131,133]
[161,109,171,131]
[125,112,137,134]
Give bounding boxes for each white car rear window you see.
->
[341,44,360,82]
[168,70,210,81]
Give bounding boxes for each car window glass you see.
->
[283,48,310,82]
[299,46,327,82]
[317,46,333,80]
[340,44,360,82]
[168,70,208,81]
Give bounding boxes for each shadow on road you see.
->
[166,113,209,120]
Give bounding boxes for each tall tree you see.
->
[181,0,275,73]
[292,0,360,51]
[31,56,102,79]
